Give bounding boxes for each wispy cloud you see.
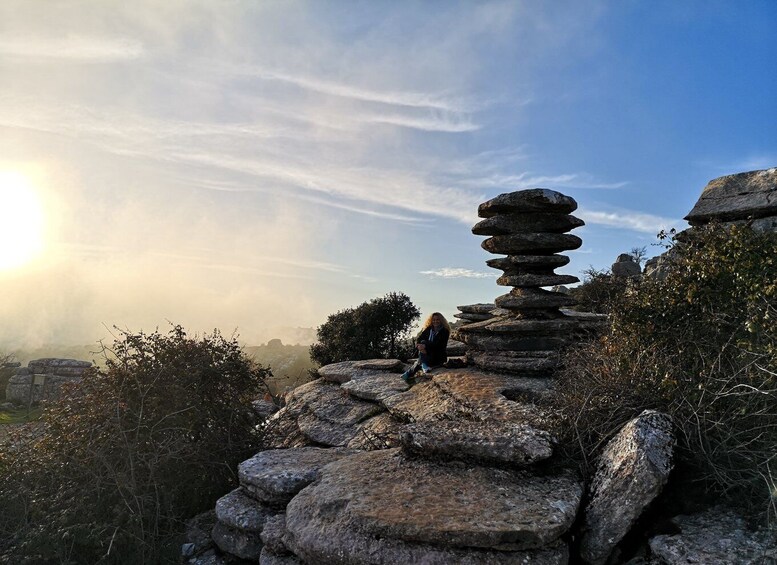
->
[458,172,628,190]
[0,34,143,61]
[420,267,496,279]
[578,207,684,234]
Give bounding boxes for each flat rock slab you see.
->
[353,359,403,371]
[487,254,570,272]
[215,488,274,532]
[456,303,496,314]
[685,167,777,224]
[648,507,777,564]
[401,419,554,466]
[285,449,581,554]
[340,372,409,401]
[497,273,580,288]
[238,447,356,505]
[473,213,584,235]
[478,189,578,217]
[317,361,387,383]
[346,412,403,450]
[289,379,384,427]
[482,233,583,255]
[262,406,313,449]
[383,368,552,425]
[581,410,675,565]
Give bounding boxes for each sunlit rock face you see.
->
[458,189,604,375]
[685,168,777,229]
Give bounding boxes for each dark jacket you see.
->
[417,326,449,367]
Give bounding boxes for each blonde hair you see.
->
[421,312,450,332]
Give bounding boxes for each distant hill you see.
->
[244,340,316,396]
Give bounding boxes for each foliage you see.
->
[629,245,648,267]
[310,292,420,366]
[0,351,16,402]
[0,325,269,564]
[554,224,777,523]
[568,266,630,314]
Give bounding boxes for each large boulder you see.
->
[611,253,641,278]
[580,410,675,565]
[284,448,580,564]
[685,168,777,226]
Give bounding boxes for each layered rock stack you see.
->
[458,189,592,375]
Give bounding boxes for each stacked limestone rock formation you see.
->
[5,358,92,405]
[458,189,596,375]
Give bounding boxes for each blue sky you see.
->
[0,0,775,347]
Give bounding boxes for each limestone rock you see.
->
[353,359,403,371]
[478,189,578,217]
[262,405,312,449]
[581,410,675,565]
[260,513,289,555]
[346,412,403,450]
[482,233,583,255]
[215,488,273,533]
[400,419,554,465]
[472,213,585,235]
[685,168,777,225]
[259,548,302,564]
[340,372,409,402]
[382,368,552,425]
[252,399,279,420]
[238,447,356,505]
[184,510,217,557]
[466,350,559,375]
[495,288,577,310]
[316,361,378,383]
[487,254,570,272]
[285,449,582,556]
[611,253,641,278]
[287,379,384,446]
[211,521,263,561]
[647,507,777,564]
[496,273,579,288]
[185,548,227,565]
[457,303,496,314]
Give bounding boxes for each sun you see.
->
[0,171,45,270]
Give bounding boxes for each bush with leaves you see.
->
[310,291,420,366]
[0,325,269,564]
[554,224,777,523]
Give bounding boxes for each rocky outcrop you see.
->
[5,358,92,404]
[685,167,777,228]
[646,507,777,564]
[580,410,675,565]
[611,253,641,278]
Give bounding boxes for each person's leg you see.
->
[401,361,421,382]
[418,352,432,374]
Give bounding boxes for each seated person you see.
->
[401,312,450,382]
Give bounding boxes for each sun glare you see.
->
[0,171,45,270]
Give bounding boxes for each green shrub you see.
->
[0,325,270,564]
[554,224,777,523]
[310,292,420,366]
